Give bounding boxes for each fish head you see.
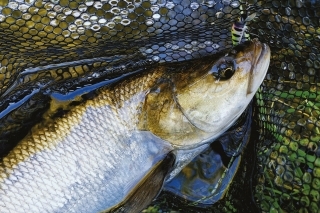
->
[170,39,270,147]
[141,39,270,148]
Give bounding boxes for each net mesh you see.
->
[0,0,319,212]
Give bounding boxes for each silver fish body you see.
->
[0,40,270,213]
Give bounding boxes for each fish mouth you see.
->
[245,39,271,95]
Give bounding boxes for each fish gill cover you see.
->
[0,0,319,212]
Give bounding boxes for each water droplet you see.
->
[198,43,206,48]
[303,74,309,82]
[278,76,284,83]
[281,62,287,70]
[157,0,166,6]
[110,0,119,6]
[287,122,296,129]
[222,0,231,5]
[285,7,291,15]
[297,118,307,126]
[146,19,154,26]
[94,1,103,9]
[164,43,172,48]
[184,44,192,49]
[277,84,284,90]
[120,10,128,16]
[308,116,317,124]
[78,4,87,12]
[302,172,312,183]
[283,171,294,182]
[172,45,179,50]
[204,41,213,46]
[277,155,286,165]
[47,11,56,19]
[289,71,295,79]
[90,16,98,21]
[212,43,220,49]
[216,11,223,18]
[269,88,275,93]
[190,2,199,10]
[203,0,216,7]
[152,56,160,61]
[266,73,272,80]
[63,8,72,15]
[111,7,121,14]
[165,1,175,9]
[98,19,107,24]
[77,27,85,34]
[83,21,91,28]
[151,5,160,12]
[152,14,161,20]
[230,1,240,8]
[91,24,100,31]
[75,19,84,26]
[276,165,285,176]
[127,4,135,11]
[288,63,294,71]
[8,2,19,9]
[308,68,315,75]
[50,19,59,27]
[121,19,131,26]
[85,0,94,6]
[72,10,81,18]
[278,110,286,118]
[191,41,198,46]
[113,16,122,23]
[18,4,30,12]
[81,13,90,20]
[68,24,77,32]
[291,133,300,141]
[106,22,115,29]
[296,82,303,89]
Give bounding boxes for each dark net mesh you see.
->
[0,0,319,212]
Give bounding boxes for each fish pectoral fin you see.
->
[104,151,175,213]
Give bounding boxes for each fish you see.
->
[231,12,256,46]
[0,39,270,213]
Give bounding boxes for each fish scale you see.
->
[0,70,169,213]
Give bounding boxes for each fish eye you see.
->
[211,59,235,80]
[218,61,235,79]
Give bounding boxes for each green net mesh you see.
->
[0,0,319,212]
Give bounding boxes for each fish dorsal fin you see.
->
[104,152,175,213]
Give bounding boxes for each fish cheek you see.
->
[138,81,199,145]
[174,72,235,132]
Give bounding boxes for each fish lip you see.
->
[246,39,270,95]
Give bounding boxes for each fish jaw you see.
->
[245,39,271,95]
[171,39,270,147]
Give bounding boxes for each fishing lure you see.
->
[231,12,256,46]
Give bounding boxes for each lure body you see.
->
[232,13,256,46]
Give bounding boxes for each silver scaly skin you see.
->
[0,40,270,213]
